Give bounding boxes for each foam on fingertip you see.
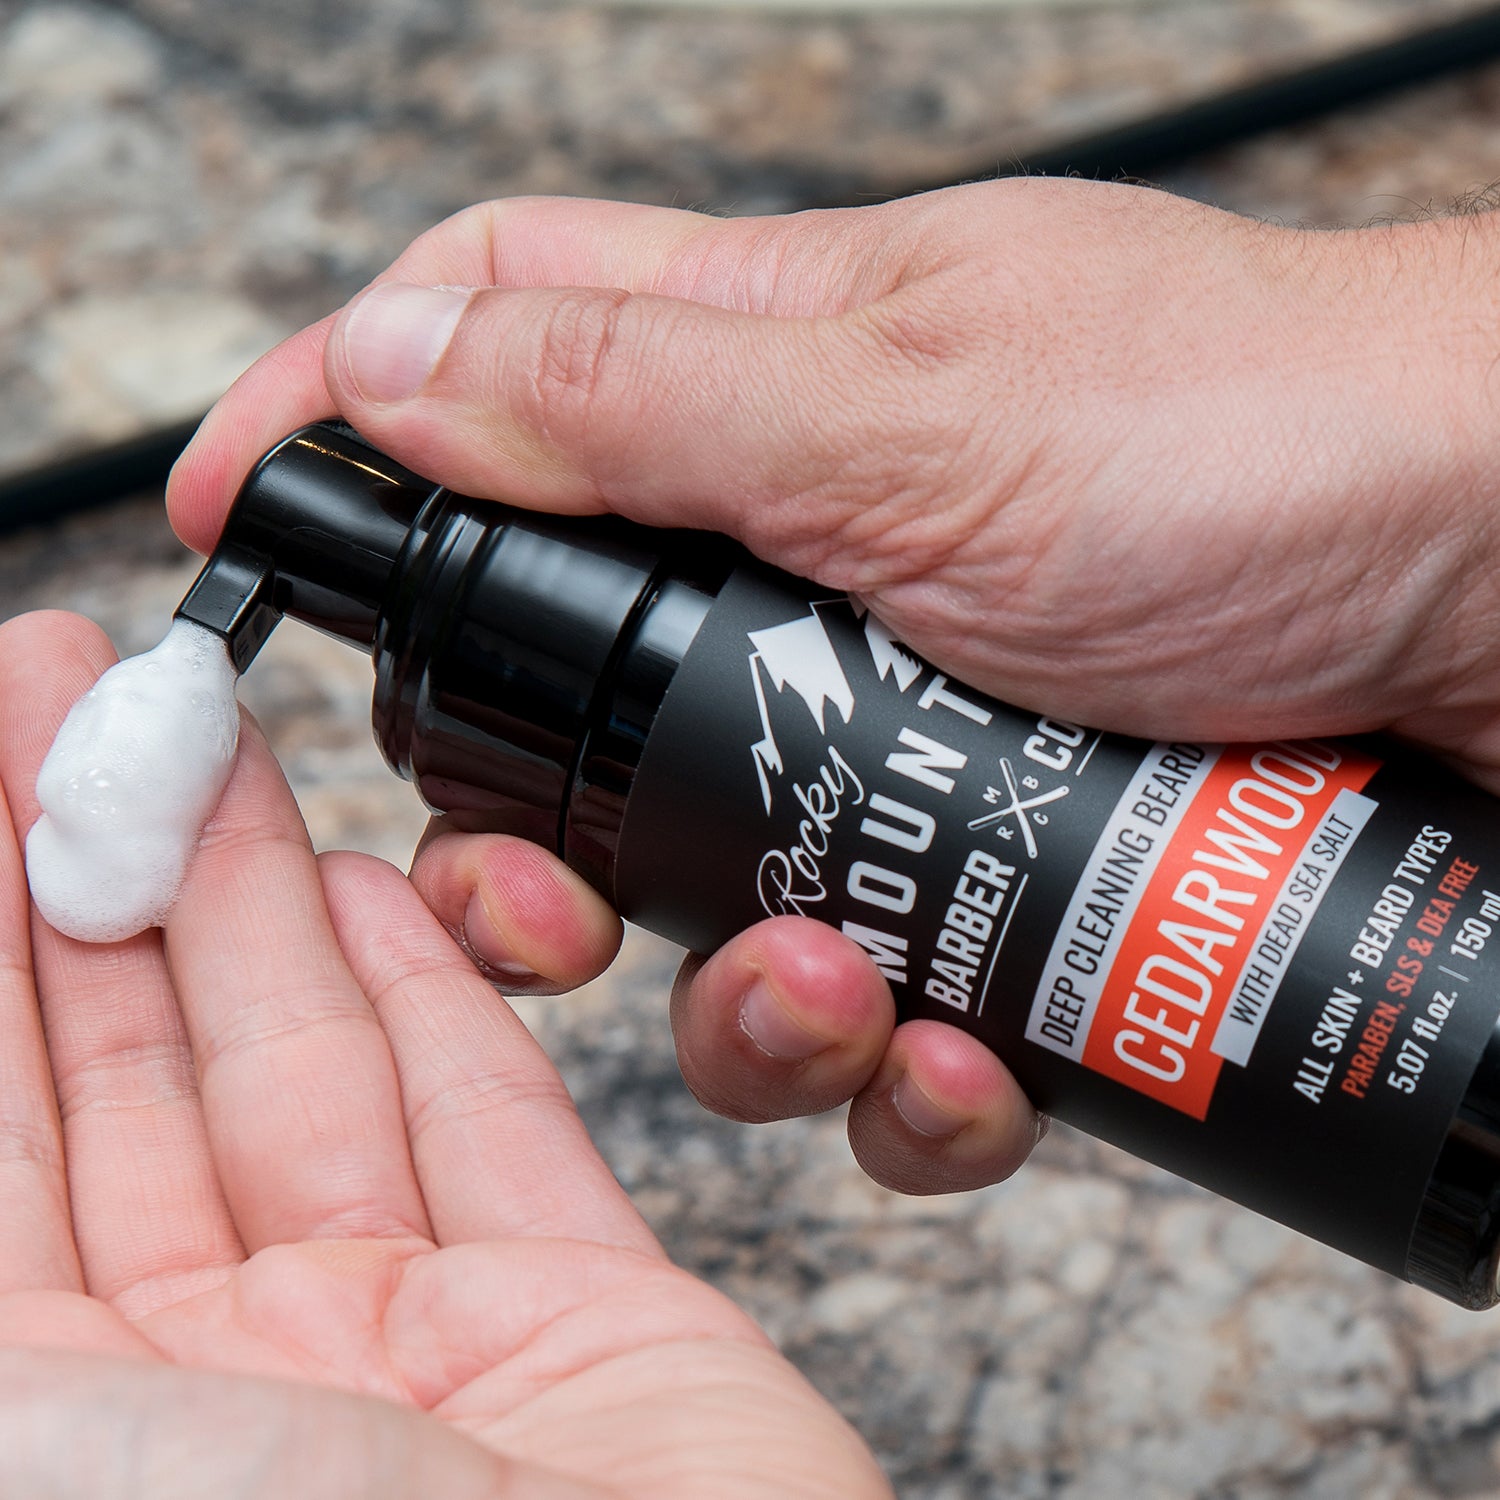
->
[25,619,241,943]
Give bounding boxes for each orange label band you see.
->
[1028,741,1382,1118]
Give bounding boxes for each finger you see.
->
[408,825,622,995]
[169,196,709,554]
[0,613,244,1314]
[0,609,246,1314]
[169,193,933,559]
[847,1019,1043,1196]
[165,723,433,1251]
[0,772,77,1296]
[319,277,962,589]
[379,195,916,317]
[320,850,658,1255]
[36,920,244,1316]
[668,917,894,1125]
[167,316,338,556]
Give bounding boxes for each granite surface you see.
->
[9,1,1500,1496]
[0,0,1493,475]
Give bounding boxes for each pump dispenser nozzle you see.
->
[174,423,439,673]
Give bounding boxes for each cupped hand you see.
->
[0,610,891,1499]
[168,178,1500,1196]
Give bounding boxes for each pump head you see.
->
[173,423,440,674]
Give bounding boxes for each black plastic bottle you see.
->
[177,421,1500,1308]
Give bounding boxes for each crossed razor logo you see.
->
[968,758,1069,859]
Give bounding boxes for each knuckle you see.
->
[848,1096,979,1196]
[512,288,650,492]
[677,1036,860,1127]
[848,1134,969,1197]
[673,1033,809,1126]
[686,1079,786,1128]
[406,1063,575,1141]
[673,1025,781,1125]
[0,1116,62,1175]
[194,986,379,1073]
[534,289,628,405]
[52,1036,197,1121]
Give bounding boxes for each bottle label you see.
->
[616,565,1500,1276]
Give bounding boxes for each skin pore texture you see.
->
[25,619,240,943]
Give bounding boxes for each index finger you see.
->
[0,772,78,1296]
[0,611,209,1306]
[163,723,435,1252]
[167,194,918,554]
[168,201,712,556]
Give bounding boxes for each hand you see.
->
[170,178,1500,1195]
[0,610,891,1499]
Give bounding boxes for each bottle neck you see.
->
[371,487,737,897]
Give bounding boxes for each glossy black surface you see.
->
[373,492,669,860]
[184,421,1500,1309]
[176,423,437,669]
[179,420,735,881]
[370,498,738,895]
[566,556,736,897]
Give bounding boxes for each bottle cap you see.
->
[174,423,437,672]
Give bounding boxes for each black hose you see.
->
[996,2,1500,185]
[0,417,207,535]
[9,4,1500,536]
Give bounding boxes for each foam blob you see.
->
[26,619,240,943]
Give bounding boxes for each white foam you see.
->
[26,618,240,943]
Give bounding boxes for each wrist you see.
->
[1305,212,1500,752]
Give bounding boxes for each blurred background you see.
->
[7,1,1500,1495]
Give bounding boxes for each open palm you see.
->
[0,611,890,1499]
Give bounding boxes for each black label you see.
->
[616,565,1500,1277]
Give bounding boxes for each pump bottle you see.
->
[176,421,1500,1308]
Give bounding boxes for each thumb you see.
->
[322,279,964,579]
[0,1349,614,1500]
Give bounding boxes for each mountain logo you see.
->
[859,609,924,691]
[747,601,926,813]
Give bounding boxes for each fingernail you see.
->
[339,283,471,403]
[459,889,538,988]
[738,980,830,1061]
[1034,1112,1052,1144]
[892,1074,966,1139]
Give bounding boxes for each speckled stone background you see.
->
[7,2,1500,1496]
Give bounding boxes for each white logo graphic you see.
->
[747,601,928,814]
[859,610,923,691]
[749,609,857,812]
[967,758,1069,859]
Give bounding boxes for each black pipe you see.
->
[994,2,1500,186]
[0,416,206,535]
[8,4,1500,536]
